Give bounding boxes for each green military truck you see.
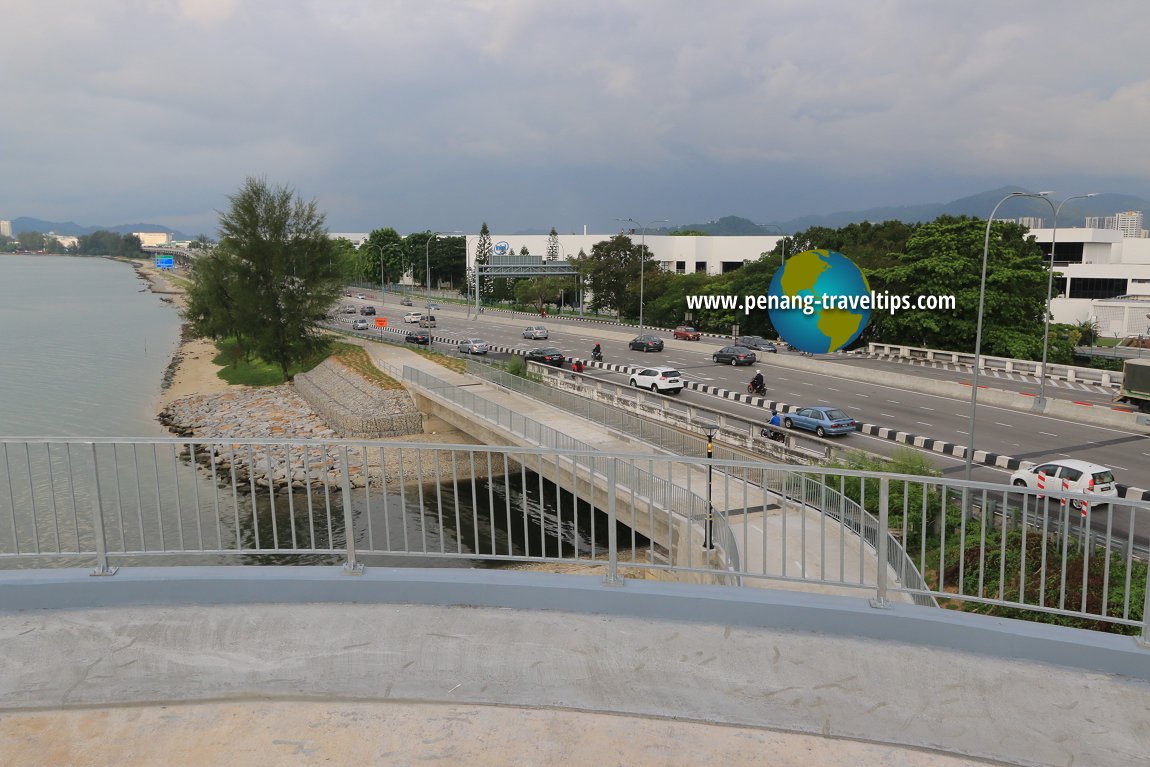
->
[1116,358,1150,412]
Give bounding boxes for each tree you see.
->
[514,277,578,314]
[473,222,493,302]
[183,177,342,380]
[869,216,1047,357]
[546,228,559,260]
[360,227,403,287]
[574,234,652,318]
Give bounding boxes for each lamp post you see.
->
[1037,193,1098,407]
[616,217,670,329]
[963,191,1050,484]
[693,420,719,550]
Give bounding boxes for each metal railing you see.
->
[2,438,1147,640]
[469,361,934,605]
[400,366,738,576]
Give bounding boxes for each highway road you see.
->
[334,292,1150,490]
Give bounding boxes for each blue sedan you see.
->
[783,406,857,438]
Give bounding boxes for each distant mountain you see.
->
[10,217,188,240]
[664,187,1150,235]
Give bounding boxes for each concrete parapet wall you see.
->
[294,359,423,438]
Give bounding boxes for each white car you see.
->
[1009,459,1118,510]
[351,318,370,330]
[629,366,683,394]
[403,311,422,323]
[523,325,548,339]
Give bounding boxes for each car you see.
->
[736,335,778,353]
[783,406,857,438]
[673,325,702,341]
[628,335,664,352]
[523,325,549,340]
[351,318,370,330]
[712,345,757,365]
[359,305,376,316]
[525,347,565,366]
[1009,459,1118,510]
[343,290,353,297]
[342,305,357,314]
[356,293,366,300]
[404,330,431,345]
[400,297,414,306]
[629,366,683,394]
[457,337,489,355]
[418,315,437,328]
[404,311,422,323]
[428,303,440,310]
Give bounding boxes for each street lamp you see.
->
[1037,193,1098,407]
[694,420,719,550]
[963,191,1051,484]
[616,217,670,329]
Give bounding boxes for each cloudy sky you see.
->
[4,0,1149,236]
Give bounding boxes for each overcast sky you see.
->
[4,1,1149,237]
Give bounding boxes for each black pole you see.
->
[704,429,715,550]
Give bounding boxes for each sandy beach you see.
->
[131,260,231,408]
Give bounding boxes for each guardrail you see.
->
[1,438,1146,638]
[866,342,1121,386]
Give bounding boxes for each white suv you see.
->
[629,367,683,394]
[403,311,422,323]
[1009,459,1118,510]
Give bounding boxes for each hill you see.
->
[664,188,1150,235]
[10,217,188,240]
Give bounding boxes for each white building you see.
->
[133,232,172,247]
[1115,210,1146,239]
[0,220,11,238]
[470,233,784,276]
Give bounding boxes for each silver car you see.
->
[351,318,370,330]
[523,325,548,340]
[457,337,489,355]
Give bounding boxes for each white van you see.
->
[403,311,422,323]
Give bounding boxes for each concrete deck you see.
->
[3,568,1149,767]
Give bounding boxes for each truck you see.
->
[1116,358,1150,412]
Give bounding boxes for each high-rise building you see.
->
[1085,212,1145,237]
[0,220,11,238]
[1017,217,1045,229]
[1115,210,1145,238]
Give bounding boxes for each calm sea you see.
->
[0,255,183,437]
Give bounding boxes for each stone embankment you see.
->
[294,359,423,438]
[158,369,495,493]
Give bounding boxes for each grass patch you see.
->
[409,345,468,373]
[328,342,404,389]
[212,337,332,386]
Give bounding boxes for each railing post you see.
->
[339,445,364,575]
[870,476,890,608]
[604,458,623,586]
[87,443,117,576]
[1140,564,1150,648]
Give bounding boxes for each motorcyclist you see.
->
[592,343,602,361]
[749,370,765,395]
[767,409,784,441]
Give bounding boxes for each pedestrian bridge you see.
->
[1,434,1149,764]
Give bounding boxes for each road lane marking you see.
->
[916,421,933,427]
[995,422,1012,427]
[880,413,895,418]
[1039,431,1058,437]
[888,400,900,404]
[919,406,934,411]
[855,393,869,397]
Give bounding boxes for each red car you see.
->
[673,325,701,341]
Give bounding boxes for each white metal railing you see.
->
[1,438,1147,639]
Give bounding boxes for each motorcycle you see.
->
[747,381,766,396]
[591,349,603,362]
